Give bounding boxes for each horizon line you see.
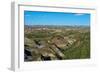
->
[24,24,90,26]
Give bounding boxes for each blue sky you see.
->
[24,11,90,26]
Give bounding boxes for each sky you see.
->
[24,11,90,26]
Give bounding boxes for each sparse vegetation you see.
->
[24,25,90,61]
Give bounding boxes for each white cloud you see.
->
[74,13,85,16]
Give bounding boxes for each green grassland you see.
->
[24,26,90,61]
